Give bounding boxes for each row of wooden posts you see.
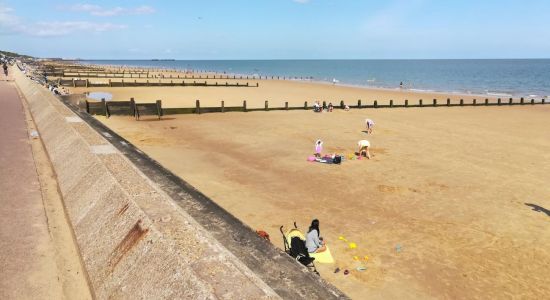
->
[47,72,310,81]
[85,97,549,120]
[58,78,259,88]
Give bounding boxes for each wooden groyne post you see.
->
[196,100,201,114]
[130,98,135,116]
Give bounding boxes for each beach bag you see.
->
[333,156,342,164]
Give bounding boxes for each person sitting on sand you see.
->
[357,139,371,159]
[313,101,321,112]
[314,139,323,158]
[306,219,326,253]
[328,102,334,112]
[344,104,350,111]
[365,118,375,134]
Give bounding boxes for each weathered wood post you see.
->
[447,98,451,106]
[85,79,89,88]
[243,100,247,112]
[485,98,489,105]
[130,98,135,116]
[374,100,378,108]
[358,99,362,108]
[433,99,437,107]
[510,98,514,105]
[121,79,124,87]
[156,100,162,119]
[521,98,525,105]
[543,98,546,104]
[102,98,108,117]
[304,101,308,110]
[85,100,90,113]
[390,100,393,107]
[473,99,477,106]
[405,99,409,107]
[256,83,259,87]
[265,100,269,111]
[196,100,201,114]
[340,100,345,109]
[323,101,327,108]
[72,79,76,88]
[109,79,112,87]
[285,102,289,110]
[221,100,225,113]
[497,98,501,105]
[419,99,423,107]
[460,99,464,106]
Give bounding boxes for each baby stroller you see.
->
[280,222,318,274]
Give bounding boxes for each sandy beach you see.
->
[95,86,550,299]
[68,70,499,109]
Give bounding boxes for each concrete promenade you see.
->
[0,80,63,298]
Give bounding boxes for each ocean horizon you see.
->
[81,59,550,98]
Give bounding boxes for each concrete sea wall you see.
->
[15,69,348,299]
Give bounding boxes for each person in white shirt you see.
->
[365,118,375,134]
[357,139,371,159]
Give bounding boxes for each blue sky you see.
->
[1,0,550,59]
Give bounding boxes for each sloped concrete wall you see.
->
[15,71,280,299]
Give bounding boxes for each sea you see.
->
[81,59,550,98]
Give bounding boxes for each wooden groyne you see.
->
[82,97,549,119]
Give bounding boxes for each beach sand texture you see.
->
[70,71,497,109]
[97,103,550,299]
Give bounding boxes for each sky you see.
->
[1,0,550,59]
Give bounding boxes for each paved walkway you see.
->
[0,81,63,299]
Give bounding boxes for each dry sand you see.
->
[97,102,550,299]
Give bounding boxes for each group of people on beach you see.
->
[46,84,68,95]
[314,118,375,161]
[313,101,351,112]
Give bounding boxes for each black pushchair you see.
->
[280,222,318,274]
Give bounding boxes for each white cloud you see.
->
[0,4,127,37]
[66,4,156,17]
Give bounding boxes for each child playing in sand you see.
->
[357,139,371,159]
[314,140,323,158]
[365,118,375,134]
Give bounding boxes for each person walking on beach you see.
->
[2,62,8,77]
[365,118,375,134]
[399,81,403,89]
[306,219,326,253]
[357,139,371,159]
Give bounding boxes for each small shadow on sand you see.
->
[361,131,371,134]
[138,117,176,122]
[525,203,550,217]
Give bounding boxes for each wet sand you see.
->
[97,104,550,299]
